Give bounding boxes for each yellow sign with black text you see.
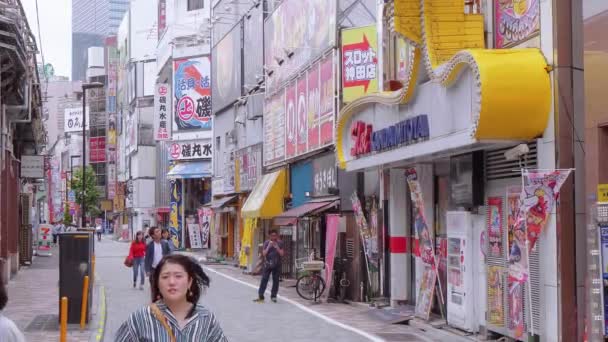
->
[598,184,608,202]
[341,25,378,103]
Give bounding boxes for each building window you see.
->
[187,0,204,11]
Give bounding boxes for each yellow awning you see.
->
[241,169,286,219]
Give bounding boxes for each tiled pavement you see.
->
[3,244,100,342]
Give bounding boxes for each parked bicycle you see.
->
[295,260,326,302]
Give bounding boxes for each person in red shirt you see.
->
[129,231,147,290]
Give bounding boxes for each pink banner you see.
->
[285,82,297,158]
[319,55,334,146]
[296,76,308,155]
[307,63,320,151]
[325,214,340,294]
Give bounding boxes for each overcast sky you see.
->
[22,0,71,79]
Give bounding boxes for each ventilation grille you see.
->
[485,142,538,181]
[346,238,355,259]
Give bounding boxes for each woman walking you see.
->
[129,231,146,290]
[115,254,227,341]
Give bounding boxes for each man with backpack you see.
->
[254,230,284,303]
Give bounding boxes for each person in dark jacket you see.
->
[144,227,171,286]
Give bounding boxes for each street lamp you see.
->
[81,82,104,228]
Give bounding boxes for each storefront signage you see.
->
[312,153,337,197]
[169,140,212,161]
[494,0,540,49]
[188,223,203,249]
[598,184,608,202]
[173,56,212,131]
[64,107,90,133]
[154,83,172,141]
[89,137,106,163]
[20,155,44,178]
[351,115,429,158]
[341,25,378,103]
[263,53,336,167]
[198,208,212,249]
[235,143,262,193]
[158,0,167,39]
[264,0,336,92]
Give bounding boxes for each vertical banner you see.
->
[319,54,335,146]
[405,168,435,265]
[350,193,377,282]
[507,186,528,282]
[494,0,540,48]
[263,92,286,166]
[154,83,172,140]
[341,25,379,103]
[488,266,505,326]
[296,75,308,155]
[487,197,503,257]
[169,179,183,249]
[325,214,340,294]
[198,207,211,249]
[508,279,525,337]
[285,82,297,159]
[307,63,320,151]
[188,222,203,249]
[239,218,255,267]
[173,56,212,131]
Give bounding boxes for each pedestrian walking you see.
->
[96,223,103,242]
[129,231,147,290]
[52,221,63,245]
[254,229,284,303]
[0,264,26,342]
[145,227,171,287]
[162,228,175,252]
[115,254,227,341]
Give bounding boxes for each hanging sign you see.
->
[154,83,172,141]
[169,140,212,160]
[198,208,212,249]
[187,222,203,249]
[341,25,378,103]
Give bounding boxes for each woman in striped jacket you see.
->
[115,254,227,341]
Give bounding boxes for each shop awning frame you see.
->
[273,197,340,226]
[167,161,212,179]
[241,169,287,219]
[204,195,238,211]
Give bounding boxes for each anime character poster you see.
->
[495,0,540,48]
[405,168,435,265]
[520,170,571,252]
[487,197,503,257]
[173,57,212,131]
[508,279,525,337]
[169,179,183,249]
[488,266,505,326]
[507,186,529,283]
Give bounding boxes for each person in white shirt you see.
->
[144,227,171,289]
[0,267,26,342]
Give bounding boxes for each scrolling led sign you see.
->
[351,114,430,157]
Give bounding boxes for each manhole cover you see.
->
[376,333,426,341]
[24,314,59,332]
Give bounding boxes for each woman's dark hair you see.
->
[161,228,169,236]
[134,231,144,243]
[151,254,210,304]
[0,261,7,310]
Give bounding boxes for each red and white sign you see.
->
[89,136,107,163]
[154,83,172,141]
[296,76,308,155]
[307,63,320,151]
[285,83,297,159]
[319,55,335,146]
[168,140,213,161]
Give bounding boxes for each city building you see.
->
[72,0,131,81]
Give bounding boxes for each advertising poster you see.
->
[307,63,320,151]
[325,214,340,293]
[405,168,435,265]
[488,266,505,326]
[263,92,286,166]
[198,207,212,249]
[415,265,437,320]
[341,25,378,103]
[212,25,241,112]
[296,76,308,155]
[508,279,525,338]
[169,179,183,249]
[154,83,172,141]
[173,56,212,131]
[188,223,203,249]
[494,0,540,48]
[37,223,53,252]
[319,54,335,146]
[264,0,336,92]
[487,197,503,257]
[285,82,297,159]
[507,186,528,283]
[520,170,571,251]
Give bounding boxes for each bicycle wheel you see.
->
[296,275,315,300]
[312,275,327,301]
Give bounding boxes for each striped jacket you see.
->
[115,302,228,341]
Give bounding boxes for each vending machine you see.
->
[446,211,477,332]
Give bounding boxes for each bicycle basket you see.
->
[302,260,324,271]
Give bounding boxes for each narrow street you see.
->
[97,237,371,341]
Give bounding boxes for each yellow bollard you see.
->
[80,275,90,330]
[60,297,68,342]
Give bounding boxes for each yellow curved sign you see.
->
[336,0,551,169]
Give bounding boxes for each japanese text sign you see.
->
[169,140,212,161]
[154,83,172,140]
[64,107,90,133]
[173,56,212,131]
[312,153,337,197]
[341,25,378,102]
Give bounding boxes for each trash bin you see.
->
[59,232,94,324]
